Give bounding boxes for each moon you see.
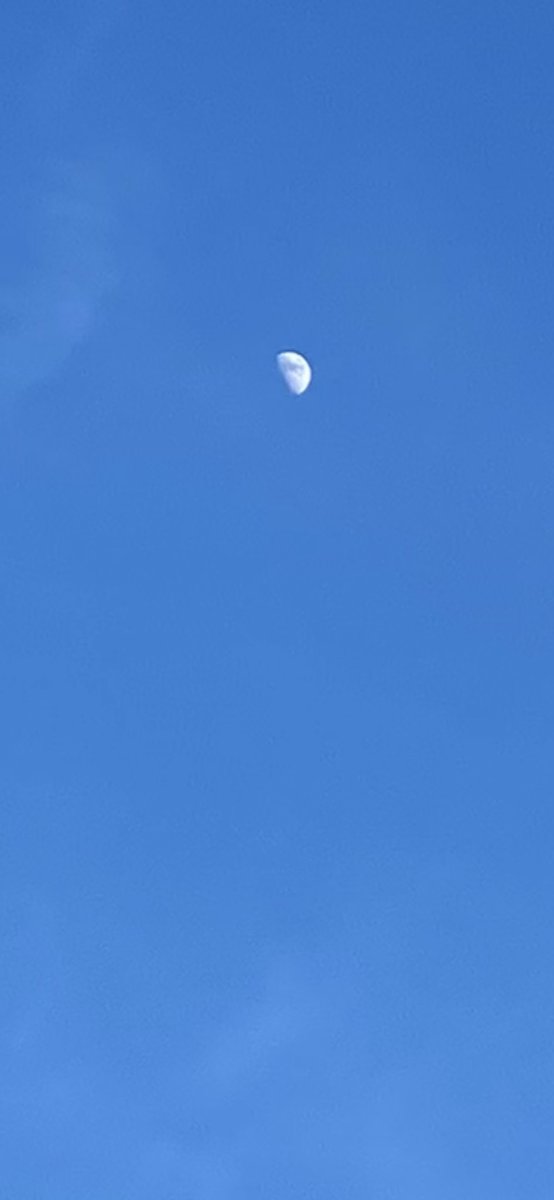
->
[276,350,312,395]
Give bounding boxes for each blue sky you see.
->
[1,1,554,1195]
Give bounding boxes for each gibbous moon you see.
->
[277,350,312,395]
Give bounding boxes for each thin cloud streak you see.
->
[0,159,117,399]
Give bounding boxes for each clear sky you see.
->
[1,1,554,1196]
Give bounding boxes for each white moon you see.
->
[276,350,312,395]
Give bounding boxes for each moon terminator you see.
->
[277,350,312,395]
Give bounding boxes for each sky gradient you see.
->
[2,1,554,1196]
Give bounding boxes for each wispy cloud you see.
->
[2,861,547,1198]
[0,158,117,398]
[196,958,324,1100]
[134,955,334,1197]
